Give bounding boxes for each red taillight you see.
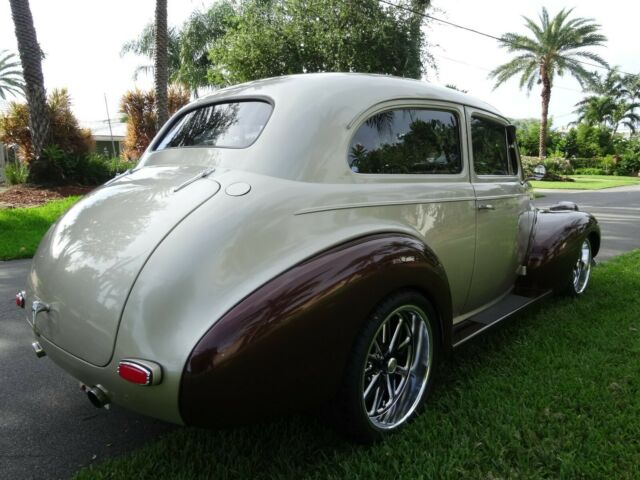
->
[15,291,25,308]
[118,361,152,385]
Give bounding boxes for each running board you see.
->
[452,290,552,348]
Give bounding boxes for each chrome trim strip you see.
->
[173,167,216,193]
[474,193,529,201]
[294,196,476,216]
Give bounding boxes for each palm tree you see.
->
[490,7,608,158]
[9,0,49,159]
[155,0,169,128]
[0,50,25,99]
[574,69,640,133]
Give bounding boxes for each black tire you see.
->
[336,290,440,443]
[563,238,593,297]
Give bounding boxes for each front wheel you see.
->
[567,238,593,296]
[337,291,439,443]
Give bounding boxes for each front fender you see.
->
[520,209,600,291]
[180,233,451,427]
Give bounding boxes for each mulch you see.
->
[0,185,93,208]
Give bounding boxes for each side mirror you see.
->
[532,164,546,180]
[522,164,546,184]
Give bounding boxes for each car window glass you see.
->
[471,116,511,175]
[348,108,462,174]
[156,101,272,150]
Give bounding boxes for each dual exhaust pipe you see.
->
[81,384,111,409]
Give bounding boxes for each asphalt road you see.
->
[0,260,173,480]
[534,184,640,261]
[0,185,638,479]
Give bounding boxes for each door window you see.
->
[471,116,514,176]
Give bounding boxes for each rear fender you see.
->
[180,233,451,427]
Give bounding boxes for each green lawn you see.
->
[0,196,80,260]
[531,174,640,190]
[76,250,640,479]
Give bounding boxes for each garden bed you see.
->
[0,184,91,208]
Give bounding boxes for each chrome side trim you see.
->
[173,167,216,193]
[294,196,476,216]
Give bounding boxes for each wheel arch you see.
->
[179,232,452,427]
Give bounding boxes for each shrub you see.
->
[543,157,574,176]
[616,152,640,176]
[120,86,190,160]
[30,145,138,186]
[0,88,93,163]
[4,161,28,185]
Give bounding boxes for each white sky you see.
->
[1,0,638,129]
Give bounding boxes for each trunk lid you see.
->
[28,164,220,366]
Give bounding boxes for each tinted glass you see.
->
[348,109,462,174]
[156,101,272,150]
[471,116,511,175]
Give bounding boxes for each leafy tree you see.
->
[122,1,237,96]
[8,0,49,160]
[208,0,433,86]
[154,0,169,128]
[0,50,24,100]
[490,7,607,159]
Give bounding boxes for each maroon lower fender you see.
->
[520,210,600,291]
[180,234,451,427]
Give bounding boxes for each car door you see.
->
[464,108,530,313]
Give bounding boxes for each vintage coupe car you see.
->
[18,73,599,442]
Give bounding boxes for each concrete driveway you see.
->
[0,260,173,480]
[0,184,638,479]
[534,184,640,261]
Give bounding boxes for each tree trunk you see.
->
[155,0,169,129]
[9,0,49,160]
[539,64,551,160]
[407,0,430,79]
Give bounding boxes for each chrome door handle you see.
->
[477,204,495,210]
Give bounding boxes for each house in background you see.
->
[87,121,126,157]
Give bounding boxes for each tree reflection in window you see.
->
[470,116,510,175]
[349,109,462,174]
[156,101,272,150]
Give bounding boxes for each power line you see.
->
[434,53,585,94]
[378,0,640,80]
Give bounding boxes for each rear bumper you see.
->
[30,330,184,426]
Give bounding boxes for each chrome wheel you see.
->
[361,305,433,430]
[572,239,592,294]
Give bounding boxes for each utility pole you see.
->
[104,93,117,159]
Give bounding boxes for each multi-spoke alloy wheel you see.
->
[362,305,432,429]
[571,239,592,295]
[338,291,437,442]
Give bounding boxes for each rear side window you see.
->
[471,116,514,176]
[348,108,462,174]
[156,101,272,150]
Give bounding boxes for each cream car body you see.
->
[23,74,599,439]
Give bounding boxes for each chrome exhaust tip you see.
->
[31,341,46,358]
[84,384,111,409]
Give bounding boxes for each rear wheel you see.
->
[567,238,592,296]
[337,291,438,443]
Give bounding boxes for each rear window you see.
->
[156,101,272,150]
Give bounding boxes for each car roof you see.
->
[195,72,504,119]
[162,73,507,183]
